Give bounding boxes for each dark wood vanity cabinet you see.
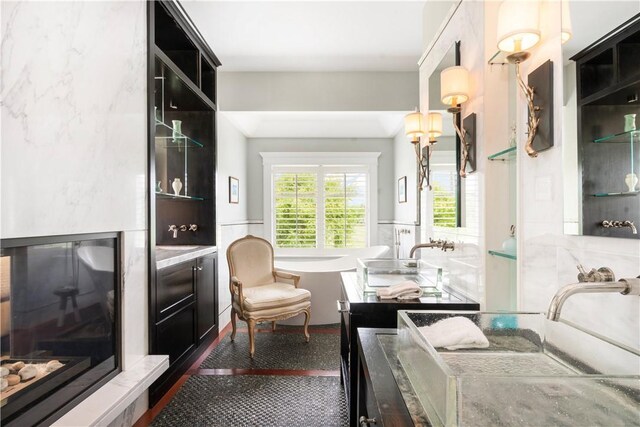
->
[151,253,218,404]
[196,253,217,340]
[339,273,479,425]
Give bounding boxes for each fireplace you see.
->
[1,232,121,426]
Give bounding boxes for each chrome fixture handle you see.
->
[193,266,203,271]
[189,224,198,231]
[359,416,377,426]
[601,220,637,234]
[168,224,178,238]
[179,224,187,232]
[577,267,615,283]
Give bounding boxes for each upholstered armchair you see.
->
[226,235,311,357]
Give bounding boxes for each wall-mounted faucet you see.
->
[547,275,640,321]
[601,220,637,234]
[168,224,178,238]
[409,238,455,258]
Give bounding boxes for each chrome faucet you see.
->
[409,238,455,258]
[547,276,640,321]
[168,224,178,238]
[601,220,637,234]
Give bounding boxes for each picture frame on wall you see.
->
[398,176,407,203]
[229,176,239,204]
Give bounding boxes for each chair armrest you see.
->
[274,270,301,288]
[230,276,244,299]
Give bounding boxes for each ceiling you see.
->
[181,1,426,72]
[222,110,455,139]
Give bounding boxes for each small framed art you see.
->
[229,176,239,204]
[398,176,407,203]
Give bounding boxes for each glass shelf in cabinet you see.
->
[592,129,639,144]
[155,120,204,148]
[591,190,639,197]
[488,146,517,161]
[488,249,517,260]
[156,191,204,201]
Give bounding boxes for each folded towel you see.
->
[376,280,423,300]
[418,316,489,350]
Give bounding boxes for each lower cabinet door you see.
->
[156,303,196,364]
[196,253,217,340]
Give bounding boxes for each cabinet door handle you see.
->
[337,300,349,313]
[359,416,377,426]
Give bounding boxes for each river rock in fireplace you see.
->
[0,360,66,399]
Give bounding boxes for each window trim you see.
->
[261,152,380,252]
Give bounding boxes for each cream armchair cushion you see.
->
[227,235,311,357]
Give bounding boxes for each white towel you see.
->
[418,316,489,350]
[376,280,423,300]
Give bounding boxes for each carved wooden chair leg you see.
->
[248,319,256,358]
[303,309,311,343]
[230,308,237,341]
[272,321,276,332]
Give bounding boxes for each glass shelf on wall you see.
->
[156,191,204,201]
[155,120,204,148]
[488,249,517,260]
[488,146,517,161]
[593,129,639,143]
[591,190,640,197]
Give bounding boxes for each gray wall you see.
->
[246,138,395,221]
[219,71,418,111]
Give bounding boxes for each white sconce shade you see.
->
[497,0,541,53]
[404,110,425,141]
[440,66,470,106]
[427,112,443,139]
[561,0,572,44]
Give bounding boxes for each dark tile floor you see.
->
[141,323,347,427]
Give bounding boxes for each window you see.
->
[262,153,379,250]
[431,168,457,228]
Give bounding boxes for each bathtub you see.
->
[273,246,390,325]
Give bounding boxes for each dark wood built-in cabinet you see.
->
[147,0,221,405]
[339,273,479,425]
[573,16,640,239]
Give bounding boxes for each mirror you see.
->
[427,41,463,228]
[562,4,640,239]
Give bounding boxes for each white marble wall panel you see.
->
[1,0,147,238]
[517,4,640,350]
[122,230,148,370]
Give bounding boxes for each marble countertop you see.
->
[156,245,217,270]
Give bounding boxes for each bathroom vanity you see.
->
[339,272,479,425]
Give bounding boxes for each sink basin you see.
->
[397,310,640,427]
[156,245,200,251]
[356,258,444,296]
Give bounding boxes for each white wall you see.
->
[393,129,418,225]
[1,0,150,423]
[218,71,418,111]
[216,114,250,329]
[246,138,395,223]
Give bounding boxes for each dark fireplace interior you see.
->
[1,232,121,426]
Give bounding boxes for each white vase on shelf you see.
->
[625,173,638,192]
[172,178,183,196]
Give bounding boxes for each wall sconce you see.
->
[497,0,543,157]
[404,109,431,190]
[440,65,475,177]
